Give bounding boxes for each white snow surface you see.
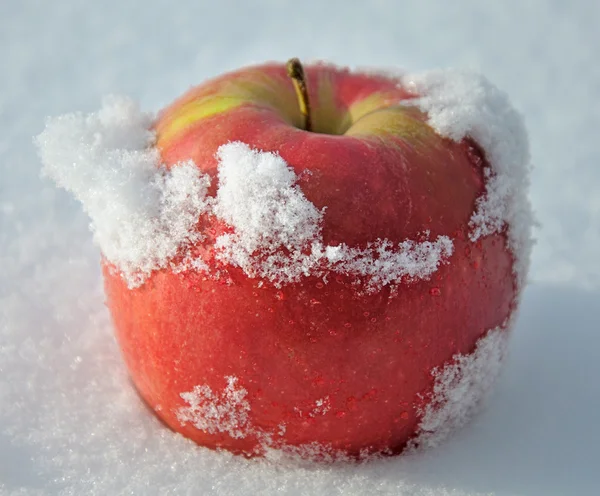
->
[2,0,600,495]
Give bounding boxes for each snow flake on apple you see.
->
[175,376,361,461]
[36,68,532,292]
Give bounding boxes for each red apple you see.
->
[102,60,518,458]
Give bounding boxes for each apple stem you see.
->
[286,58,312,132]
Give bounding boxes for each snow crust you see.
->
[402,70,533,288]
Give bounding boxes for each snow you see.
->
[36,95,211,288]
[177,377,252,440]
[2,0,600,494]
[402,70,533,288]
[212,142,454,289]
[320,237,453,290]
[408,327,510,452]
[212,141,324,283]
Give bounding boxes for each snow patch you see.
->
[35,95,212,288]
[213,142,453,289]
[214,142,323,255]
[262,442,354,465]
[408,326,510,451]
[321,237,454,289]
[401,70,533,288]
[212,141,324,284]
[311,397,332,417]
[176,376,251,440]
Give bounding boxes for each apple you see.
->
[98,59,524,459]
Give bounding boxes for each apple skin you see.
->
[103,62,516,457]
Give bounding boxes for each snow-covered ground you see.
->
[1,1,599,494]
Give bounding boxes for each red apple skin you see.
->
[103,62,516,457]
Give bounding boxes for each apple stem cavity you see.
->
[286,58,312,132]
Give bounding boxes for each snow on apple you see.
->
[401,69,533,288]
[35,95,212,287]
[407,324,510,452]
[177,376,252,440]
[212,140,454,289]
[35,60,533,460]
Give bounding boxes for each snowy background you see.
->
[1,0,599,494]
